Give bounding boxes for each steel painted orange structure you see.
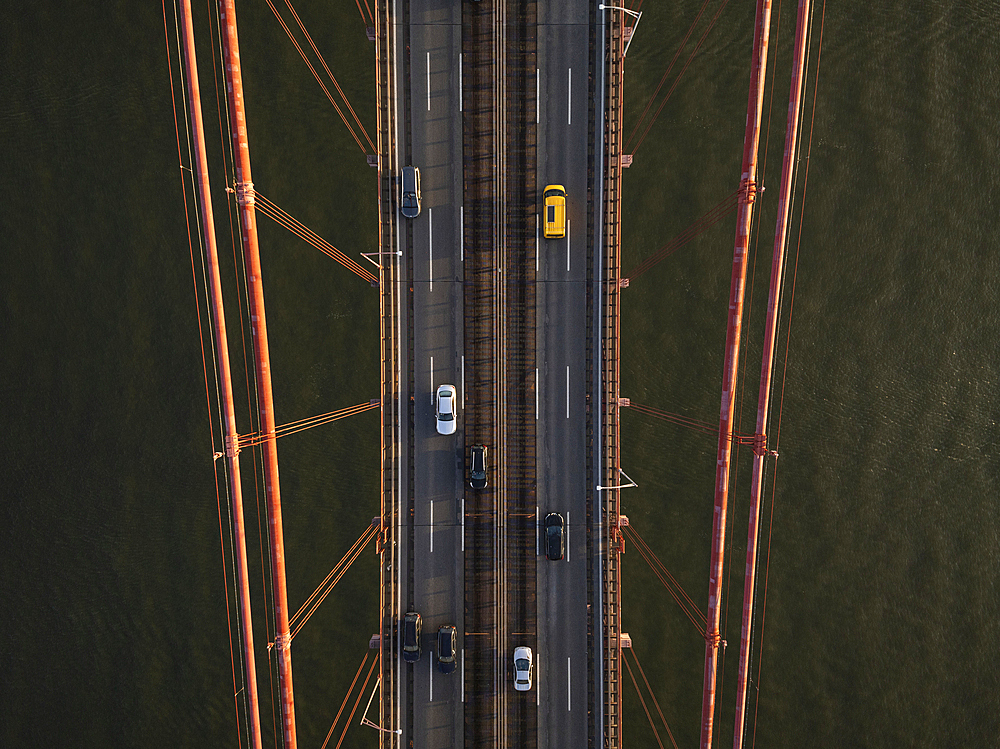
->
[177,2,264,747]
[700,1,774,747]
[216,2,298,747]
[732,1,811,746]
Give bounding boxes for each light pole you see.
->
[598,4,643,58]
[596,468,638,492]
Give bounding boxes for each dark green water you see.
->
[2,0,998,747]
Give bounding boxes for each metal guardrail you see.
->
[601,12,626,749]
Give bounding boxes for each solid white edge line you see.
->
[567,67,572,125]
[536,505,540,555]
[427,52,431,111]
[430,356,434,403]
[567,656,572,711]
[566,365,570,419]
[460,207,464,262]
[462,355,465,408]
[461,649,465,701]
[536,656,541,706]
[461,496,465,551]
[430,500,434,553]
[535,367,539,420]
[536,67,540,124]
[429,654,434,702]
[428,207,433,291]
[459,53,463,112]
[566,510,570,563]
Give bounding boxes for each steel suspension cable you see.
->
[623,526,705,625]
[625,0,713,150]
[623,655,666,749]
[263,0,371,153]
[626,402,757,444]
[239,401,379,448]
[624,188,740,282]
[281,0,375,152]
[622,526,706,636]
[319,653,370,749]
[631,0,732,155]
[252,192,378,284]
[629,649,680,749]
[290,523,378,629]
[332,657,379,749]
[290,526,376,640]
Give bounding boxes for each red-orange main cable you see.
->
[216,2,299,747]
[732,1,812,746]
[174,1,264,748]
[751,4,826,748]
[700,0,774,746]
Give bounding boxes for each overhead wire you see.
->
[332,657,380,749]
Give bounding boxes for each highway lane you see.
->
[403,2,466,748]
[535,3,591,748]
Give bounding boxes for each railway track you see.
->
[462,0,503,746]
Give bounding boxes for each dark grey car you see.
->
[400,165,421,218]
[544,512,564,561]
[469,445,487,489]
[437,625,457,673]
[402,611,422,662]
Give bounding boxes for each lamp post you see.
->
[598,4,643,57]
[596,468,638,492]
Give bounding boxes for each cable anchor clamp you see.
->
[234,180,255,206]
[741,177,757,205]
[225,433,241,458]
[752,432,768,457]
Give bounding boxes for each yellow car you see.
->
[542,185,567,239]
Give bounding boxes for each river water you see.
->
[2,0,997,747]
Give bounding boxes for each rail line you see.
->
[462,0,503,746]
[501,0,539,746]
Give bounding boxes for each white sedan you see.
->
[513,646,533,691]
[435,384,457,435]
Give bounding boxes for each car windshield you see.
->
[515,658,529,670]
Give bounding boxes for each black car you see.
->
[469,445,488,489]
[402,611,422,663]
[544,512,564,561]
[437,625,458,673]
[399,165,421,218]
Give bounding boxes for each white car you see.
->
[513,646,533,691]
[435,384,457,435]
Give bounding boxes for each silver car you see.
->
[435,384,457,435]
[513,646,533,691]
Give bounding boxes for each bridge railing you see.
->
[601,11,626,749]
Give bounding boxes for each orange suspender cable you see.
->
[176,1,264,747]
[700,1,774,747]
[215,2,298,747]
